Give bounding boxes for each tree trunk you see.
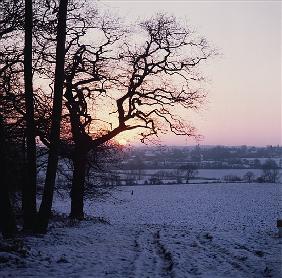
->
[70,147,87,220]
[0,188,17,238]
[36,0,69,233]
[0,116,17,238]
[23,0,37,231]
[64,82,89,220]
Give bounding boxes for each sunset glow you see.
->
[1,1,281,276]
[97,1,281,146]
[117,138,127,146]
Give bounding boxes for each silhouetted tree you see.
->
[179,164,198,183]
[36,0,69,233]
[243,171,255,183]
[261,159,280,183]
[62,14,215,218]
[22,0,37,231]
[1,3,216,225]
[0,116,17,238]
[0,0,25,237]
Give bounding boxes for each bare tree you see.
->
[23,0,37,231]
[61,14,215,218]
[0,0,24,38]
[179,164,198,183]
[36,0,69,233]
[39,10,124,219]
[261,159,280,183]
[243,171,255,183]
[1,4,216,224]
[0,0,25,237]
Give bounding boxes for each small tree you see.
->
[179,164,198,183]
[243,171,255,183]
[149,174,162,185]
[173,169,183,184]
[261,159,280,183]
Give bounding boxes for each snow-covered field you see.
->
[1,183,281,277]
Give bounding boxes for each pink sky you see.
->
[99,1,281,146]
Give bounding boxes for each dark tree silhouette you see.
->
[0,116,17,238]
[243,171,255,183]
[179,164,199,183]
[0,0,24,38]
[36,0,69,233]
[61,14,215,218]
[0,0,24,238]
[261,159,280,183]
[1,1,216,227]
[23,0,37,231]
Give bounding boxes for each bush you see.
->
[243,171,255,183]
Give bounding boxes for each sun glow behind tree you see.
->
[96,0,281,146]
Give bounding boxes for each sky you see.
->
[96,0,281,147]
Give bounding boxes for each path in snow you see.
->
[0,183,281,277]
[1,222,280,277]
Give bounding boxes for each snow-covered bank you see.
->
[1,183,281,277]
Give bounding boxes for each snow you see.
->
[1,183,281,277]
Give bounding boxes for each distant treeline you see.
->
[119,145,282,170]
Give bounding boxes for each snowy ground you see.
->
[1,183,281,277]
